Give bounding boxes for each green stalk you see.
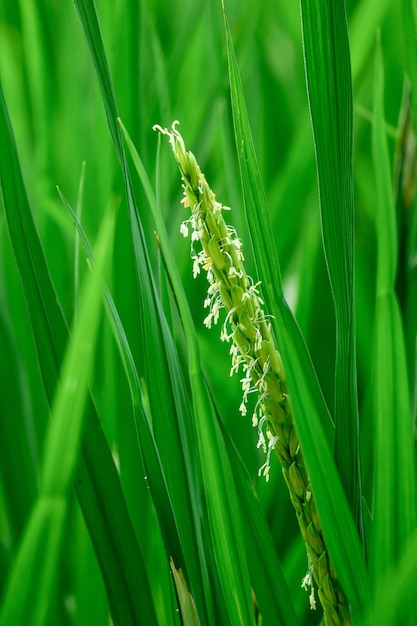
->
[155,122,351,626]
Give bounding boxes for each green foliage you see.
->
[0,0,416,625]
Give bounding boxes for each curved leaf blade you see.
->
[223,7,370,617]
[0,202,114,626]
[299,0,361,525]
[370,36,417,623]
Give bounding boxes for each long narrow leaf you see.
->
[0,305,38,545]
[400,0,417,422]
[370,36,417,623]
[223,7,370,618]
[220,422,300,626]
[59,186,185,586]
[0,202,114,626]
[299,0,361,526]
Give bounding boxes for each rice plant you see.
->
[0,1,416,625]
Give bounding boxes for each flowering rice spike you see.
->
[154,121,351,625]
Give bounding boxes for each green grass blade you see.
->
[123,120,257,625]
[400,1,417,425]
[71,0,123,161]
[170,559,201,626]
[370,36,417,623]
[0,304,38,546]
[222,428,300,626]
[71,0,187,514]
[75,426,161,626]
[0,500,66,626]
[299,0,361,525]
[59,186,185,579]
[223,7,370,617]
[269,0,393,286]
[41,212,114,497]
[0,75,159,626]
[0,203,114,626]
[189,383,257,626]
